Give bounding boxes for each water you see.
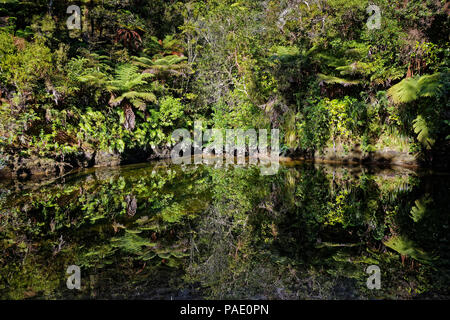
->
[0,161,449,299]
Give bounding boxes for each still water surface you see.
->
[0,161,449,299]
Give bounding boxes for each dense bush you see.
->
[0,0,448,169]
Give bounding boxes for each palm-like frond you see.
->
[110,91,156,109]
[383,235,438,264]
[106,64,158,130]
[132,55,190,77]
[417,73,444,98]
[143,35,184,56]
[410,194,432,223]
[413,115,435,149]
[387,73,443,104]
[77,72,108,87]
[318,73,360,87]
[132,56,154,68]
[120,91,157,101]
[106,64,153,93]
[336,61,375,77]
[113,91,157,110]
[387,77,419,104]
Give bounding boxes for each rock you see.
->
[372,150,417,166]
[314,143,418,167]
[94,151,121,167]
[0,150,121,181]
[16,156,64,178]
[0,156,67,179]
[148,146,171,160]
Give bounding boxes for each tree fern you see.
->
[143,35,184,56]
[107,64,154,104]
[315,46,370,86]
[387,73,443,104]
[106,64,157,131]
[387,73,444,149]
[77,71,108,87]
[387,77,419,104]
[132,54,190,77]
[107,64,152,92]
[383,235,438,264]
[417,73,444,98]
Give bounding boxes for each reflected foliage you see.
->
[0,162,449,299]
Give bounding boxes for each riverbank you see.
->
[0,146,431,181]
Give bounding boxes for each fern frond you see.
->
[132,54,189,77]
[383,235,438,264]
[388,73,443,104]
[387,78,419,104]
[121,91,157,103]
[417,73,443,98]
[318,73,360,86]
[410,194,432,223]
[413,115,435,149]
[336,61,374,76]
[77,72,108,87]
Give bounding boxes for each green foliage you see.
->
[1,158,449,299]
[0,0,449,171]
[413,115,435,149]
[410,194,432,223]
[297,101,331,151]
[0,31,53,93]
[107,64,156,110]
[387,73,445,105]
[383,235,438,265]
[0,0,449,301]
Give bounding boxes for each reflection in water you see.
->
[0,161,449,299]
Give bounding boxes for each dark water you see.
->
[0,161,449,300]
